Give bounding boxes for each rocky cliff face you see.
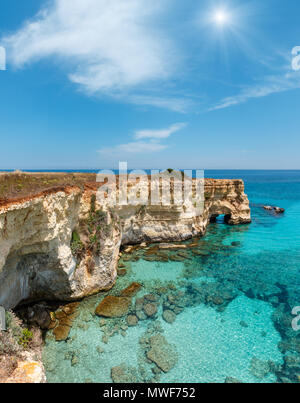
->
[0,179,250,310]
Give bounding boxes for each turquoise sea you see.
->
[42,170,300,383]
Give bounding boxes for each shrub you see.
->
[70,230,84,259]
[18,328,33,349]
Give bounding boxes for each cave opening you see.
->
[210,214,232,224]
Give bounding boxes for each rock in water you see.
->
[120,282,142,297]
[231,241,241,247]
[274,207,285,214]
[143,303,158,317]
[111,363,138,383]
[52,302,80,341]
[126,315,139,327]
[95,296,131,318]
[162,310,176,324]
[147,334,178,373]
[225,377,243,383]
[250,357,270,379]
[117,269,127,277]
[53,325,71,342]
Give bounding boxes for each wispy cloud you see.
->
[134,123,186,140]
[128,95,193,113]
[2,0,182,109]
[209,68,300,111]
[99,122,186,156]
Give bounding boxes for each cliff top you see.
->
[0,171,244,208]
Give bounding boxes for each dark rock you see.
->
[231,241,241,247]
[27,304,51,330]
[274,207,285,214]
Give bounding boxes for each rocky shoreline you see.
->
[0,175,252,383]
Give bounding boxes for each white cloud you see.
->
[134,123,186,140]
[3,0,176,99]
[209,70,300,111]
[128,95,193,113]
[99,122,186,156]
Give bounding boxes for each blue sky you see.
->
[0,0,300,170]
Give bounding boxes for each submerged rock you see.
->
[144,294,159,302]
[126,315,139,327]
[53,325,71,342]
[162,310,176,324]
[225,377,243,383]
[120,282,142,297]
[143,303,158,318]
[117,269,127,277]
[95,296,131,318]
[159,243,187,250]
[147,334,178,373]
[250,357,270,379]
[52,302,80,341]
[231,241,241,247]
[111,363,138,383]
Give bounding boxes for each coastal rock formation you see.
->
[264,205,285,214]
[0,175,251,309]
[5,358,46,384]
[0,188,121,309]
[118,178,251,244]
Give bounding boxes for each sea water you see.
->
[42,170,300,383]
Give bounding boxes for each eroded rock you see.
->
[120,282,142,297]
[250,357,270,379]
[95,296,131,318]
[147,334,178,373]
[143,303,158,318]
[126,315,139,327]
[162,310,176,324]
[111,363,138,383]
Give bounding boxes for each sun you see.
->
[213,10,229,25]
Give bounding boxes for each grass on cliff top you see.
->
[0,171,98,203]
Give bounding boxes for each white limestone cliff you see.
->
[0,178,251,310]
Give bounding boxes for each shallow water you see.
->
[43,171,300,383]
